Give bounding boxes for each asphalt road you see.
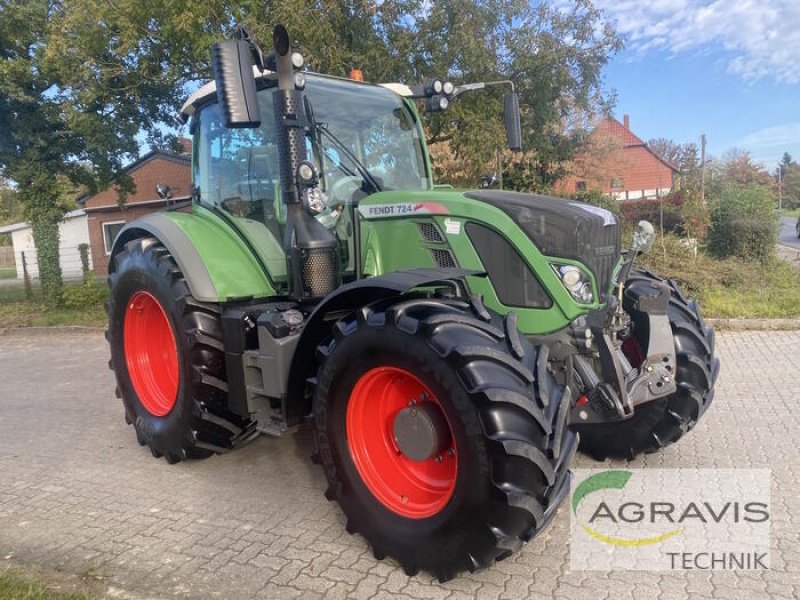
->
[779,215,800,249]
[1,331,799,599]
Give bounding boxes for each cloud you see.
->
[735,122,800,164]
[740,122,800,150]
[591,0,800,84]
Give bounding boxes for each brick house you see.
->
[558,115,679,201]
[80,143,191,274]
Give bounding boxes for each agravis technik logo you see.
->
[570,469,771,571]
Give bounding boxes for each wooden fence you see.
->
[0,246,14,267]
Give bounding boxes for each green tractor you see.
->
[106,26,719,580]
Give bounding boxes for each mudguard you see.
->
[284,268,478,424]
[110,210,276,302]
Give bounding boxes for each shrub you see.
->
[572,190,621,217]
[619,195,684,233]
[707,185,778,262]
[640,234,800,318]
[61,280,108,310]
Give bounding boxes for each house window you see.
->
[576,180,587,192]
[611,178,623,190]
[103,221,126,254]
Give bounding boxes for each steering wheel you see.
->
[328,176,363,206]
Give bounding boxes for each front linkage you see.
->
[558,223,719,459]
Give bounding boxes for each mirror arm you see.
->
[450,80,514,99]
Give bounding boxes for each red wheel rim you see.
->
[124,291,179,417]
[346,366,457,519]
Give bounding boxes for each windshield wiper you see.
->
[315,123,382,193]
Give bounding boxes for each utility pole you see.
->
[778,163,783,212]
[496,148,504,190]
[700,134,707,206]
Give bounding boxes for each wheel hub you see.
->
[393,402,450,462]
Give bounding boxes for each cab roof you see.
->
[178,67,414,123]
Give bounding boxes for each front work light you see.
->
[552,264,594,304]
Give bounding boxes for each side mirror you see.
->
[632,220,656,254]
[155,183,172,199]
[479,173,498,189]
[504,92,522,151]
[211,40,261,128]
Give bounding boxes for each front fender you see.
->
[284,268,477,424]
[111,207,276,302]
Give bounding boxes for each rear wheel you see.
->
[577,269,720,460]
[107,237,257,463]
[312,295,576,581]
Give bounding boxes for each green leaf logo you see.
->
[572,470,683,546]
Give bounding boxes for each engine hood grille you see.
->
[465,190,621,296]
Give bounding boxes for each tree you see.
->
[409,1,622,187]
[718,149,773,188]
[0,0,194,303]
[777,152,800,209]
[648,138,699,173]
[0,182,23,226]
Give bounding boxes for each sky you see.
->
[591,0,800,169]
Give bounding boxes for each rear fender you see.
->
[110,210,276,302]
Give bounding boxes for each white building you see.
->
[0,209,92,280]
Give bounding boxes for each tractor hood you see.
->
[357,188,621,296]
[464,190,621,296]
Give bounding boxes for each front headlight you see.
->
[552,264,594,304]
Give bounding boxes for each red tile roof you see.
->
[555,114,679,197]
[594,117,645,147]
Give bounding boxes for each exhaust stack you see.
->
[270,25,340,300]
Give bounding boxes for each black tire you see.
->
[107,236,257,463]
[577,268,720,460]
[312,295,576,581]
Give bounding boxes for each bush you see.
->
[640,234,800,318]
[707,185,778,262]
[61,280,107,310]
[619,195,684,233]
[571,190,621,217]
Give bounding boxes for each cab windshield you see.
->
[306,77,430,193]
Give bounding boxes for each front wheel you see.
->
[577,269,720,460]
[312,296,576,581]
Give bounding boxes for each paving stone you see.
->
[0,331,796,599]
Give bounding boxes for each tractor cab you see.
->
[186,73,432,288]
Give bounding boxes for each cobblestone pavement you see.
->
[1,331,798,599]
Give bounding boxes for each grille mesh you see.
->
[417,222,445,243]
[302,248,339,297]
[430,248,457,268]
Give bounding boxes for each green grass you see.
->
[782,207,800,218]
[0,570,95,600]
[0,280,107,329]
[640,235,800,319]
[0,266,16,279]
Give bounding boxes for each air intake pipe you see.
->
[271,25,339,300]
